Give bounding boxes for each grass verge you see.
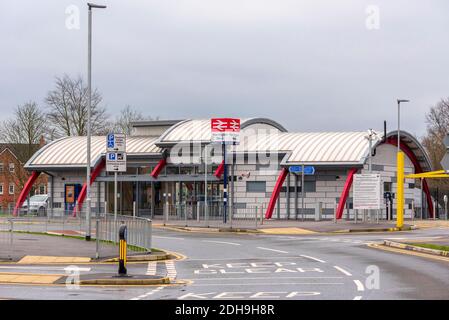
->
[410,243,449,252]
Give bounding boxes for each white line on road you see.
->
[202,240,241,246]
[300,255,326,263]
[165,260,177,281]
[130,286,165,300]
[153,236,185,240]
[184,256,298,261]
[353,296,363,300]
[189,282,344,287]
[146,262,157,276]
[353,280,365,291]
[193,276,343,281]
[333,266,352,276]
[257,247,289,254]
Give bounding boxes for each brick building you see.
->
[0,143,47,213]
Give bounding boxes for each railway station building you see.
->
[18,118,434,220]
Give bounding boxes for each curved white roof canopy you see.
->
[24,119,431,171]
[25,136,161,169]
[235,131,382,165]
[156,118,287,145]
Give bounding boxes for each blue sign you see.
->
[108,153,116,161]
[289,166,315,175]
[107,134,115,148]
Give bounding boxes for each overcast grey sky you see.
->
[1,1,448,138]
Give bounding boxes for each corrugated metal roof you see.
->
[26,136,161,168]
[157,118,287,144]
[235,131,382,164]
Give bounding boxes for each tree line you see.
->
[0,74,153,155]
[423,98,449,195]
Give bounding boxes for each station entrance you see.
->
[104,179,224,218]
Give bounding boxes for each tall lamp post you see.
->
[396,99,410,229]
[86,3,106,241]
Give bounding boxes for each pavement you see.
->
[0,232,169,263]
[154,219,414,234]
[0,232,123,262]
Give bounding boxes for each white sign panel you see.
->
[107,133,126,152]
[106,152,127,172]
[353,173,382,210]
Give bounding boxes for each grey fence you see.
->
[0,210,152,260]
[158,202,265,229]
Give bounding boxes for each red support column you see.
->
[73,159,106,217]
[386,137,434,217]
[214,161,225,178]
[265,167,288,219]
[336,168,358,219]
[150,158,167,179]
[13,171,41,216]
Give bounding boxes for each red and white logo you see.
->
[211,118,241,132]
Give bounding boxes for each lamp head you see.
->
[397,99,410,104]
[88,3,107,9]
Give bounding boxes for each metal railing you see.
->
[157,202,265,229]
[0,210,152,260]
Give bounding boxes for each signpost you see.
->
[106,134,127,221]
[289,165,315,220]
[211,118,240,223]
[353,174,382,223]
[289,166,315,175]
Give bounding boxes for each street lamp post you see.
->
[86,3,106,241]
[396,99,410,229]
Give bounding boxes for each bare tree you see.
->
[111,105,152,135]
[0,101,47,160]
[422,98,449,193]
[45,74,108,137]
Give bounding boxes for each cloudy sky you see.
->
[1,0,448,138]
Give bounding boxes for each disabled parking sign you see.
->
[106,133,127,172]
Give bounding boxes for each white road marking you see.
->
[153,236,185,240]
[193,276,343,281]
[333,266,352,276]
[185,256,297,261]
[257,247,289,254]
[130,286,165,300]
[165,260,177,281]
[300,255,326,263]
[353,280,365,291]
[178,291,322,299]
[202,240,241,246]
[353,296,363,300]
[146,262,157,275]
[189,282,344,287]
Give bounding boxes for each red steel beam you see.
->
[335,168,358,219]
[73,159,105,217]
[386,137,434,218]
[265,167,288,219]
[13,171,41,217]
[150,158,167,179]
[214,161,225,178]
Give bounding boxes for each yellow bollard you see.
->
[118,225,127,276]
[396,152,405,229]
